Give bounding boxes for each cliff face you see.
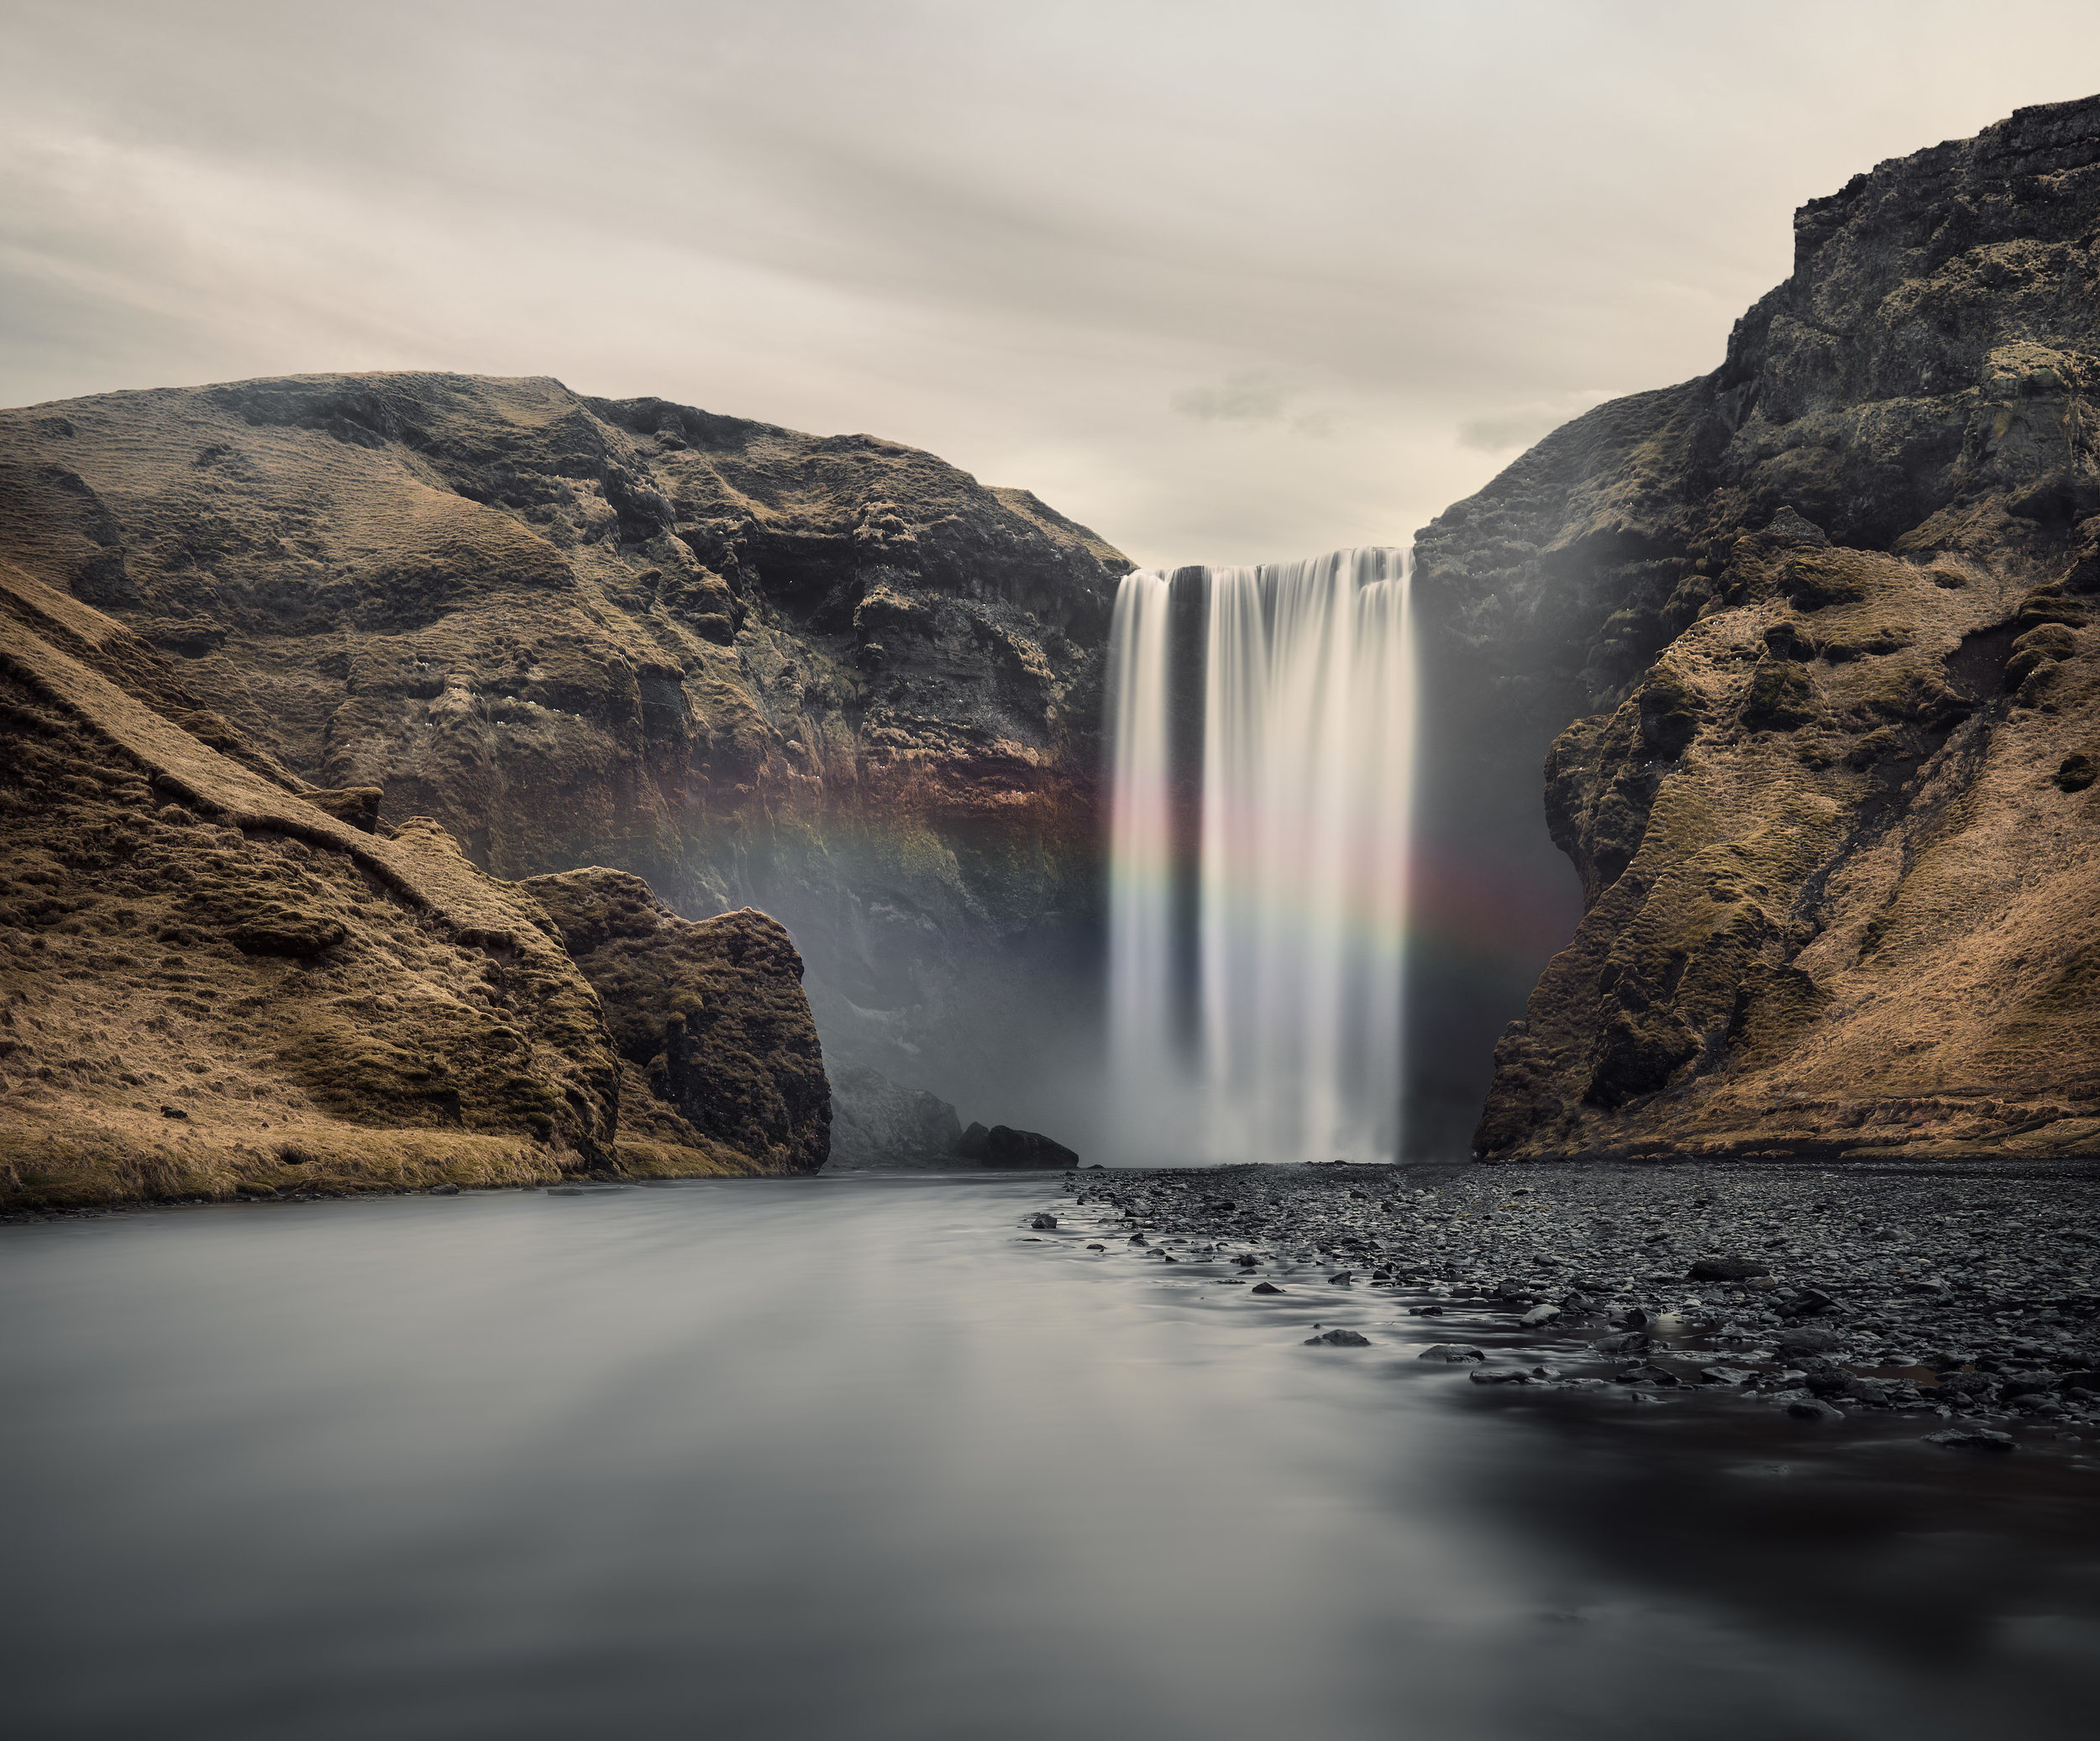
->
[521,869,830,1176]
[0,561,829,1206]
[1412,93,2100,1162]
[0,374,1129,1141]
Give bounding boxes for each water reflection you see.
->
[3,1177,2095,1739]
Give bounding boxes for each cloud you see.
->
[1172,374,1286,422]
[4,1,2100,567]
[1171,375,1334,439]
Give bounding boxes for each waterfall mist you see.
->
[1107,548,1415,1164]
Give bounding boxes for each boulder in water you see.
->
[954,1121,1079,1168]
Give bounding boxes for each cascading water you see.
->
[1107,548,1415,1163]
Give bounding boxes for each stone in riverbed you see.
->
[1469,1366,1530,1384]
[1591,1330,1651,1356]
[1784,1397,1846,1422]
[1924,1428,2015,1452]
[1776,1326,1845,1361]
[1305,1329,1371,1347]
[1688,1256,1773,1282]
[1520,1303,1562,1327]
[1419,1344,1487,1363]
[1251,1282,1284,1294]
[1027,1213,1058,1230]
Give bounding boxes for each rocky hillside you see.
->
[1411,92,2100,1163]
[0,559,826,1206]
[0,374,1130,1142]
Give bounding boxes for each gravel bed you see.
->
[1046,1158,2100,1450]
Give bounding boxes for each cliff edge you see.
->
[0,560,826,1206]
[0,377,1128,1141]
[1414,93,2100,1163]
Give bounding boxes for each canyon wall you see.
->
[1411,92,2100,1162]
[0,375,1129,1147]
[0,560,826,1206]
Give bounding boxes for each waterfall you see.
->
[1106,548,1415,1163]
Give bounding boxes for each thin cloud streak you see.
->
[4,1,2100,565]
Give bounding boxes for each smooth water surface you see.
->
[5,1177,2098,1739]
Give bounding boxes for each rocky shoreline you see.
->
[1044,1160,2100,1452]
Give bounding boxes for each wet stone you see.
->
[1924,1428,2016,1452]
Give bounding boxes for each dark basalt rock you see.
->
[956,1121,1079,1168]
[1688,1256,1773,1282]
[825,1064,963,1171]
[1045,1161,2100,1447]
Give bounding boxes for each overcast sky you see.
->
[6,1,2100,569]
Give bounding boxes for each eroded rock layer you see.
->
[0,561,828,1205]
[1416,93,2100,1162]
[0,374,1129,1140]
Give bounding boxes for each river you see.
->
[5,1174,2097,1738]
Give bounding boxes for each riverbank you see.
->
[1046,1160,2100,1447]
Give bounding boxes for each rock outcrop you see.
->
[0,374,1130,1146]
[520,868,829,1175]
[955,1120,1080,1168]
[0,559,828,1206]
[1411,93,2100,1162]
[824,1063,964,1170]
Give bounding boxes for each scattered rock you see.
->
[1305,1329,1371,1347]
[1775,1327,1845,1361]
[1688,1256,1772,1282]
[1924,1428,2016,1453]
[1592,1330,1651,1356]
[1027,1213,1058,1230]
[1041,1160,2100,1450]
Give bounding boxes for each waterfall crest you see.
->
[1106,548,1415,1163]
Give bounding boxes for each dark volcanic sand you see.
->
[1048,1159,2100,1447]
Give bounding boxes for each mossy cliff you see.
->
[520,869,829,1176]
[0,560,824,1207]
[0,379,1128,1135]
[1411,93,2100,1162]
